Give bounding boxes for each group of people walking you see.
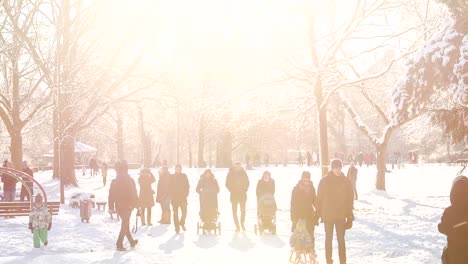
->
[106,158,356,264]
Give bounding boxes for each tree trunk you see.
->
[143,131,152,168]
[61,135,78,186]
[10,130,22,169]
[376,144,387,191]
[117,112,124,161]
[188,139,193,168]
[197,113,205,167]
[316,80,329,177]
[53,108,60,178]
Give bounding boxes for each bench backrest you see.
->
[0,202,60,217]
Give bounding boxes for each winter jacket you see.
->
[438,176,468,264]
[256,179,275,199]
[290,231,312,250]
[1,172,17,192]
[108,174,139,213]
[347,166,358,183]
[156,167,171,203]
[290,180,316,222]
[29,204,51,230]
[317,171,354,223]
[138,173,156,208]
[21,167,34,190]
[169,173,190,204]
[196,177,220,195]
[225,167,249,203]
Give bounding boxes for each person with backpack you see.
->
[438,176,468,264]
[108,161,139,251]
[291,171,317,258]
[317,159,354,264]
[138,168,156,226]
[226,161,249,231]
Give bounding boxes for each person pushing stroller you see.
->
[255,171,277,234]
[196,169,220,233]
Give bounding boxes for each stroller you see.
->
[254,193,277,235]
[197,191,221,235]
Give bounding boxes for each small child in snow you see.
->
[289,219,314,263]
[290,218,313,251]
[29,194,52,248]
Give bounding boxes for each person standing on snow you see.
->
[108,160,139,251]
[1,159,17,202]
[156,160,171,224]
[138,168,156,226]
[346,162,358,200]
[169,164,190,234]
[317,159,354,264]
[438,176,468,264]
[29,194,51,248]
[101,162,108,187]
[226,161,249,231]
[20,161,34,201]
[290,171,317,258]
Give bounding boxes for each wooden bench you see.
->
[0,201,61,217]
[96,202,106,211]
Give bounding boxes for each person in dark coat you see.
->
[156,160,171,224]
[290,171,317,256]
[196,169,219,222]
[20,161,34,201]
[1,159,17,202]
[108,160,139,251]
[169,164,189,234]
[346,162,358,200]
[138,168,156,226]
[101,162,108,187]
[317,159,354,264]
[226,161,249,231]
[256,171,276,215]
[438,176,468,264]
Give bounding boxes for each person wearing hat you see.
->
[108,160,139,251]
[138,168,156,226]
[290,171,317,257]
[29,194,52,248]
[316,159,354,264]
[226,161,250,231]
[20,161,34,201]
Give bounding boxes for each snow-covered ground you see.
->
[0,164,462,264]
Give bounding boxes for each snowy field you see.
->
[0,164,462,264]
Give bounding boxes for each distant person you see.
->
[101,162,108,186]
[169,164,190,234]
[28,194,51,248]
[1,159,17,202]
[138,168,156,226]
[291,171,317,257]
[306,151,312,166]
[357,152,363,167]
[89,158,98,176]
[264,154,270,167]
[438,176,468,264]
[226,161,249,231]
[156,160,171,224]
[346,162,358,200]
[317,159,354,264]
[108,161,139,251]
[312,152,318,166]
[298,153,304,167]
[20,161,34,201]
